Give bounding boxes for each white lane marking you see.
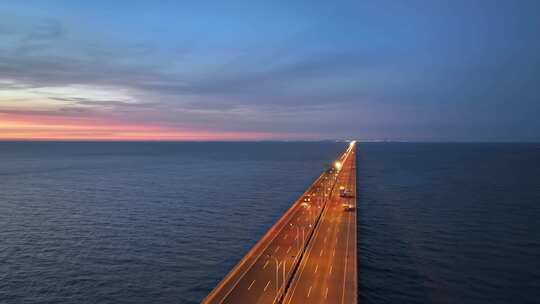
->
[333,248,335,257]
[264,280,271,291]
[287,246,291,253]
[307,286,312,298]
[263,260,269,269]
[274,246,280,253]
[314,264,318,273]
[329,265,333,275]
[320,249,324,256]
[248,280,256,290]
[324,237,327,243]
[325,287,329,299]
[215,181,319,304]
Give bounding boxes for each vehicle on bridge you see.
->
[342,203,355,211]
[339,186,354,198]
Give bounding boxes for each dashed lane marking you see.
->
[248,280,256,290]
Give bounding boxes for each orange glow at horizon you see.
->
[0,113,280,141]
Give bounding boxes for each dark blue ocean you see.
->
[1,142,539,303]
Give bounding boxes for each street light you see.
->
[296,226,306,252]
[282,259,286,293]
[296,227,301,254]
[334,161,342,171]
[266,255,280,299]
[273,257,280,298]
[269,255,287,302]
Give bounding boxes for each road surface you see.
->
[203,142,357,304]
[283,142,357,304]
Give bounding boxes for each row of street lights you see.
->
[268,158,344,302]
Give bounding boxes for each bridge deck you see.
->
[203,142,357,304]
[283,143,357,304]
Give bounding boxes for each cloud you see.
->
[0,18,370,135]
[47,96,149,108]
[1,1,539,141]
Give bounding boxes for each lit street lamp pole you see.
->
[295,226,306,252]
[271,256,280,299]
[269,255,287,302]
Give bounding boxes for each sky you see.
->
[0,0,539,141]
